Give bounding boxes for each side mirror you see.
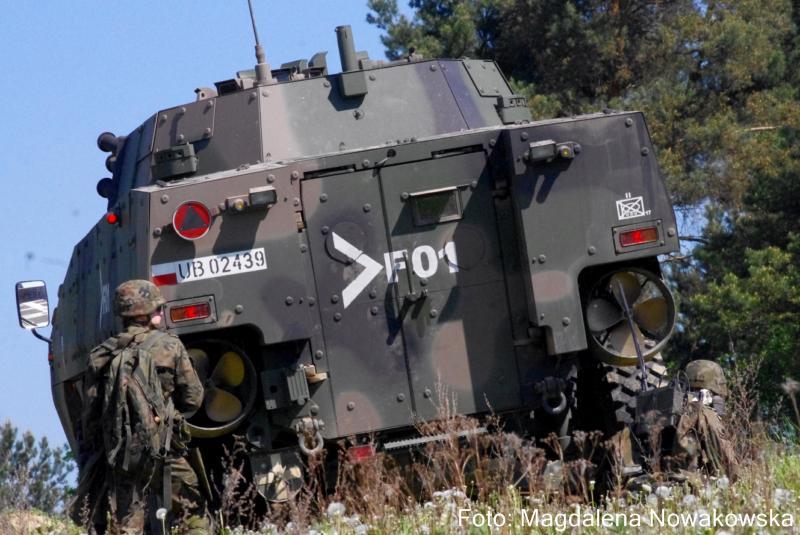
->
[15,280,50,330]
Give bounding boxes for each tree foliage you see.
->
[368,0,800,407]
[0,421,74,513]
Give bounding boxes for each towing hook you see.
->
[293,417,326,456]
[298,431,325,456]
[541,392,568,415]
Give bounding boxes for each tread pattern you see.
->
[577,354,670,436]
[601,356,669,427]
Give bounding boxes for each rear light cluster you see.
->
[619,226,659,247]
[346,443,376,463]
[170,303,211,323]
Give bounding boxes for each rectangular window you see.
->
[410,186,463,226]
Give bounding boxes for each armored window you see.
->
[410,187,463,226]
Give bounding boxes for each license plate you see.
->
[152,247,267,285]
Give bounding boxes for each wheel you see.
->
[578,354,669,436]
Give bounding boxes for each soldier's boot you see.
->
[183,514,210,534]
[171,457,211,533]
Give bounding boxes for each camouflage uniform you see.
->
[669,360,738,480]
[73,280,207,533]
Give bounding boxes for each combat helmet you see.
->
[685,360,728,397]
[113,279,166,317]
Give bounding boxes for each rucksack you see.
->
[95,330,175,474]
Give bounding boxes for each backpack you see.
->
[95,330,175,474]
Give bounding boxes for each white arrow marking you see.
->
[332,232,383,308]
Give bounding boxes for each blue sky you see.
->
[0,1,398,446]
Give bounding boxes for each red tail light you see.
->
[105,212,119,225]
[619,226,659,247]
[170,303,211,323]
[347,444,376,463]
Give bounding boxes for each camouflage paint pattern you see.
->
[47,48,679,487]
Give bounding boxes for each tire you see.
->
[578,354,669,436]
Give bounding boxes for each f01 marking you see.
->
[384,243,458,282]
[332,232,459,308]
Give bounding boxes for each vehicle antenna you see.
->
[247,0,272,85]
[616,280,649,392]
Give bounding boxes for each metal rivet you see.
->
[369,74,376,81]
[293,197,300,206]
[267,174,276,183]
[310,405,319,415]
[369,289,377,299]
[179,107,186,114]
[588,246,597,255]
[562,317,571,326]
[331,294,340,304]
[429,64,437,71]
[321,226,330,235]
[370,306,378,316]
[334,313,342,322]
[250,92,257,99]
[521,132,529,141]
[423,389,432,398]
[397,393,406,402]
[538,254,547,263]
[291,171,300,180]
[419,278,428,286]
[323,81,331,88]
[470,180,478,189]
[362,159,371,168]
[667,228,676,237]
[489,139,496,147]
[300,244,308,252]
[320,193,328,202]
[160,194,169,204]
[153,228,162,237]
[363,203,371,212]
[160,114,168,123]
[625,118,634,127]
[308,297,316,306]
[262,90,269,97]
[203,127,211,137]
[641,147,649,156]
[177,134,185,142]
[347,401,355,411]
[285,296,294,305]
[429,309,439,318]
[234,305,244,314]
[315,350,324,360]
[401,192,409,200]
[539,313,545,320]
[574,144,582,154]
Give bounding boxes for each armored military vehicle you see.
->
[16,22,678,501]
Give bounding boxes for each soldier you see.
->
[73,280,207,533]
[674,359,738,479]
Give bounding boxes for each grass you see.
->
[223,445,800,534]
[9,368,800,534]
[5,433,798,534]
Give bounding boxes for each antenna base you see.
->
[254,62,273,86]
